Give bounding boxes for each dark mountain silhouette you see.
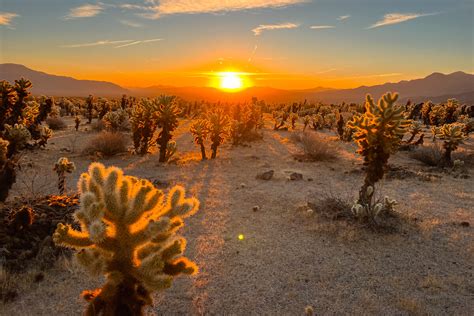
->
[1,64,473,104]
[309,71,474,104]
[0,63,128,97]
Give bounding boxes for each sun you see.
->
[219,72,244,91]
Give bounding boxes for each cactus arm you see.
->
[53,223,94,248]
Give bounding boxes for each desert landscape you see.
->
[1,1,473,315]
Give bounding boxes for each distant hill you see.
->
[310,71,474,104]
[0,63,128,97]
[131,85,331,103]
[1,64,473,104]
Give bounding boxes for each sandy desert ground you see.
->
[1,117,473,315]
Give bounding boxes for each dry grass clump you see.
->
[307,196,353,221]
[410,143,444,167]
[0,266,17,304]
[82,132,127,157]
[292,131,337,161]
[91,119,105,132]
[45,117,67,130]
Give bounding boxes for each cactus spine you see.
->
[348,92,409,206]
[53,157,75,195]
[53,163,199,315]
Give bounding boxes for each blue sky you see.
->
[0,0,473,88]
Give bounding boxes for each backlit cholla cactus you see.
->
[348,92,409,206]
[272,111,288,130]
[429,104,446,126]
[131,99,158,155]
[165,141,177,162]
[190,119,210,160]
[75,115,81,131]
[38,126,53,148]
[155,95,180,163]
[53,163,199,315]
[336,110,344,140]
[3,123,31,157]
[303,115,311,132]
[436,123,466,166]
[406,120,423,143]
[86,95,94,124]
[208,108,231,159]
[0,138,8,166]
[289,113,298,130]
[53,157,75,195]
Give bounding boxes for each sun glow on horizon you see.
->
[214,71,248,92]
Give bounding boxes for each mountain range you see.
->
[1,63,473,104]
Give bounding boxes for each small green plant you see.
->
[155,96,180,163]
[348,92,409,209]
[208,109,231,159]
[190,119,210,160]
[436,123,466,166]
[53,157,75,195]
[53,163,199,315]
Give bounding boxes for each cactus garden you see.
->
[1,1,473,313]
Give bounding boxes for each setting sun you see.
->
[218,72,244,91]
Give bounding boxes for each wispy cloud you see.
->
[61,40,133,48]
[115,38,162,48]
[64,4,104,20]
[0,12,19,26]
[369,13,436,29]
[252,22,299,36]
[119,4,152,11]
[337,15,350,21]
[144,0,307,18]
[309,25,335,29]
[120,20,143,28]
[61,38,163,49]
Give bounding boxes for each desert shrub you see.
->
[53,163,199,315]
[91,119,105,132]
[46,117,67,130]
[294,131,337,161]
[348,92,409,220]
[410,143,444,167]
[83,132,127,157]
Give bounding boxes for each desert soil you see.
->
[1,117,473,315]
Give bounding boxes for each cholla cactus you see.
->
[406,120,423,143]
[311,114,324,130]
[53,157,75,195]
[0,138,8,167]
[443,99,458,124]
[351,185,398,222]
[273,111,288,130]
[165,141,177,162]
[436,123,466,166]
[289,113,298,130]
[103,109,129,132]
[155,96,180,163]
[348,92,409,206]
[303,115,311,131]
[421,101,432,125]
[458,115,474,135]
[86,95,94,124]
[53,163,199,315]
[75,115,81,131]
[336,111,344,140]
[190,119,210,160]
[3,124,31,157]
[208,108,231,159]
[130,99,158,155]
[38,126,53,148]
[429,104,446,126]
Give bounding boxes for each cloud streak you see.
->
[337,15,350,21]
[64,4,104,20]
[61,38,163,48]
[115,38,162,48]
[0,12,19,26]
[120,20,143,28]
[310,25,335,29]
[145,0,307,18]
[369,13,436,29]
[252,22,299,36]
